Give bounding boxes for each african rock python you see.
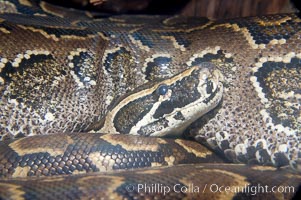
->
[0,0,301,199]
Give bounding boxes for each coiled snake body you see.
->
[0,0,300,199]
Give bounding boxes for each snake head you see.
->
[96,64,224,137]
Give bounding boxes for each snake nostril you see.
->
[206,80,214,94]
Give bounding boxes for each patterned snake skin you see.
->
[0,0,301,199]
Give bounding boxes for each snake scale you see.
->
[0,0,301,199]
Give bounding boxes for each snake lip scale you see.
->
[0,0,301,199]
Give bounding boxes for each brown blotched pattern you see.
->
[0,0,301,199]
[0,133,224,178]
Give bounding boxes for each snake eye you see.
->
[157,84,168,95]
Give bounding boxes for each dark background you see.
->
[47,0,298,19]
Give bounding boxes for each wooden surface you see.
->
[181,0,295,19]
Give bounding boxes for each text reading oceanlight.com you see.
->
[125,183,295,196]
